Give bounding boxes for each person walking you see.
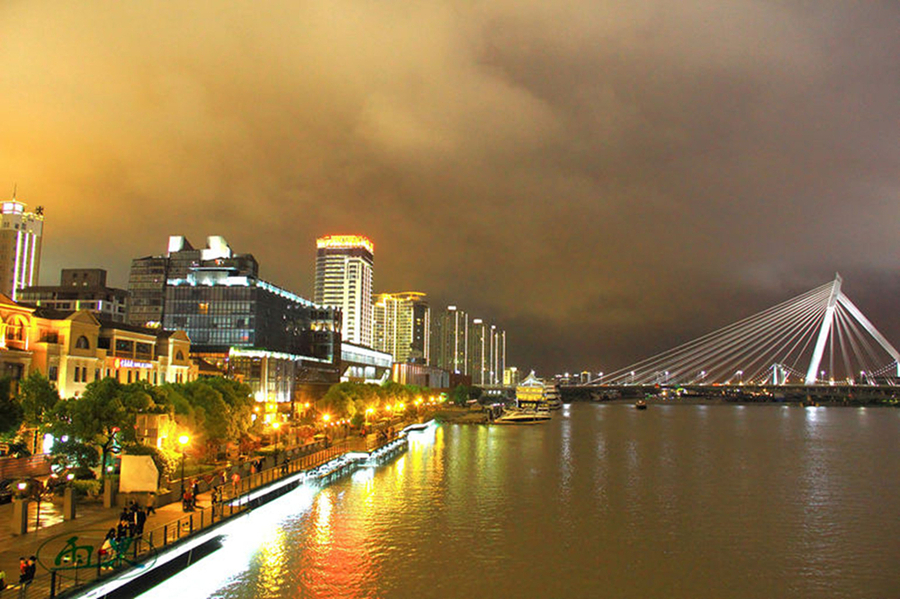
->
[135,505,147,536]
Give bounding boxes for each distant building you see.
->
[127,235,258,328]
[0,296,196,398]
[430,305,468,374]
[341,342,393,384]
[0,199,43,302]
[157,235,342,404]
[19,269,128,322]
[503,366,520,387]
[467,319,506,386]
[373,292,430,363]
[314,235,374,347]
[391,362,449,389]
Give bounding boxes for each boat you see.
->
[543,383,563,410]
[634,400,648,410]
[495,407,552,424]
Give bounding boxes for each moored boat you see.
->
[634,399,648,410]
[495,408,552,424]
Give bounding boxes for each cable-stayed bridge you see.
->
[587,275,900,389]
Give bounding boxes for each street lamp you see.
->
[178,434,190,504]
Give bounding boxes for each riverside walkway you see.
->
[0,431,399,599]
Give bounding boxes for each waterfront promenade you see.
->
[0,430,398,599]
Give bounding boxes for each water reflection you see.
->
[140,406,900,599]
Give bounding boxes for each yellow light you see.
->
[178,434,190,446]
[322,414,331,422]
[316,235,374,254]
[304,402,311,408]
[272,422,281,430]
[365,408,374,414]
[17,482,27,491]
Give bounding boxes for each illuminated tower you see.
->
[315,235,374,347]
[430,305,468,374]
[373,292,430,363]
[0,198,43,301]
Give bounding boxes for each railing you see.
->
[1,436,386,599]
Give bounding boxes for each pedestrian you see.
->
[23,556,36,584]
[135,505,147,536]
[0,568,6,591]
[115,519,126,539]
[191,479,200,508]
[99,529,115,564]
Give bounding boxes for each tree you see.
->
[50,378,145,483]
[0,377,22,439]
[17,372,60,451]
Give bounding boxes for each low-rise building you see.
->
[0,294,196,398]
[19,269,128,322]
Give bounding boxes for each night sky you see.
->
[1,2,898,377]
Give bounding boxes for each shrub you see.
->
[71,480,102,499]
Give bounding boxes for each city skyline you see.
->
[2,2,898,376]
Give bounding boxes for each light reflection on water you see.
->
[139,405,900,599]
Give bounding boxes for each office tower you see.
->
[429,305,468,374]
[127,235,258,327]
[468,318,488,385]
[373,292,430,363]
[19,268,128,322]
[314,235,374,347]
[0,199,43,301]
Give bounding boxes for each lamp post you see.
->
[178,434,190,503]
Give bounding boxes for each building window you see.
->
[127,370,132,383]
[95,369,100,381]
[176,350,184,361]
[73,366,80,382]
[75,335,90,349]
[49,366,58,381]
[82,368,88,383]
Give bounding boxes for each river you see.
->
[137,404,900,598]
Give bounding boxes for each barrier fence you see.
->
[1,434,390,599]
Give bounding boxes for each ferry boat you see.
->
[543,383,563,410]
[495,405,552,424]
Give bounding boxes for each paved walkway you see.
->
[0,430,396,598]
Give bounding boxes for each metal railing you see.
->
[1,435,385,599]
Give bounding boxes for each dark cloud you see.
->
[1,1,898,376]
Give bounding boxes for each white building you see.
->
[0,199,43,301]
[314,235,374,347]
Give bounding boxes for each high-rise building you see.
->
[373,292,430,363]
[127,235,258,327]
[0,199,43,301]
[430,305,468,374]
[467,318,506,386]
[19,268,128,322]
[314,235,374,347]
[468,318,488,385]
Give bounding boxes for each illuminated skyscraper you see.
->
[373,292,430,363]
[315,235,374,347]
[0,199,43,301]
[430,305,468,374]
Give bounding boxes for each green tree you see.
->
[17,372,60,451]
[0,377,22,439]
[452,384,469,406]
[50,378,146,483]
